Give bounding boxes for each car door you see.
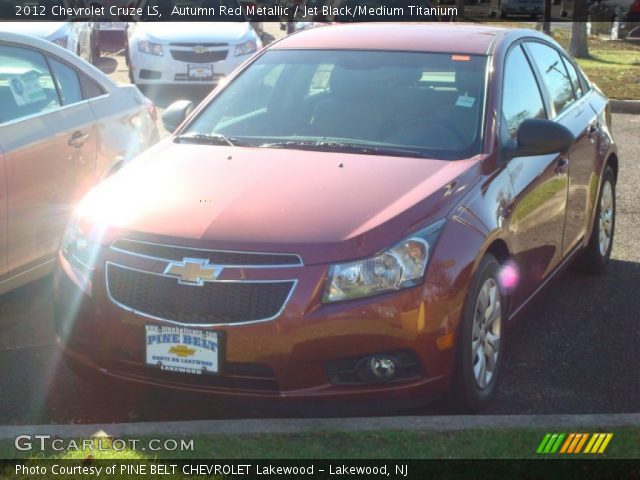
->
[46,56,100,201]
[523,42,600,258]
[0,43,97,274]
[500,43,569,309]
[558,53,600,256]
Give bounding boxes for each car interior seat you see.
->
[309,65,386,141]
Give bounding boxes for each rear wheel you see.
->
[574,166,616,274]
[452,254,506,412]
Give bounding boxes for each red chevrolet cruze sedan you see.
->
[54,24,617,411]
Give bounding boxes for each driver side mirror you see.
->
[162,100,193,133]
[506,119,575,159]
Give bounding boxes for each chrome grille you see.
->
[111,238,302,266]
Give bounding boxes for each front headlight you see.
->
[61,219,100,279]
[234,39,257,56]
[138,39,163,56]
[323,220,445,303]
[51,36,68,49]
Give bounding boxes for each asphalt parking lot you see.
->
[0,28,638,425]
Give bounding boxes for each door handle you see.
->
[555,157,569,175]
[68,131,89,148]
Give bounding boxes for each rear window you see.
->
[186,50,488,160]
[0,45,60,124]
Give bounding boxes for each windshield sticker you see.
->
[9,72,46,107]
[456,95,476,108]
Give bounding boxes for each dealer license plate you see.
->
[187,64,213,79]
[145,325,219,375]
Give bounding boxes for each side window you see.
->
[502,45,546,139]
[49,58,83,105]
[561,55,583,99]
[0,45,60,124]
[80,74,104,99]
[526,42,576,116]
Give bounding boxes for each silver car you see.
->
[0,22,99,64]
[0,31,159,294]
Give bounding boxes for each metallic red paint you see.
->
[54,24,617,406]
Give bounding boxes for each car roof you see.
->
[0,30,116,90]
[272,23,510,55]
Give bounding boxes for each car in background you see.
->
[125,4,262,88]
[99,21,127,35]
[0,22,99,64]
[0,31,159,294]
[489,0,542,18]
[55,24,617,411]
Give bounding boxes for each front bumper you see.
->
[54,245,459,404]
[129,45,251,86]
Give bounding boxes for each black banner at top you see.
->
[0,0,623,22]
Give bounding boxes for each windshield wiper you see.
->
[175,133,239,147]
[259,140,428,158]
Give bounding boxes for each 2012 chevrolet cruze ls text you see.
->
[55,24,617,411]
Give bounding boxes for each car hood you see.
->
[0,22,67,39]
[79,142,482,264]
[135,22,253,44]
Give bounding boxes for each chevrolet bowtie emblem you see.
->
[169,345,196,357]
[192,45,210,54]
[164,258,223,286]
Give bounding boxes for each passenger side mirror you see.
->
[507,119,575,159]
[162,100,193,133]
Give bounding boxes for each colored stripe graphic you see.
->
[584,433,614,454]
[537,433,552,453]
[537,433,613,454]
[560,433,575,453]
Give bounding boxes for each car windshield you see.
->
[184,49,488,160]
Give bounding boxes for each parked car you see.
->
[125,14,262,87]
[99,21,127,35]
[489,0,542,18]
[55,24,617,411]
[0,31,159,294]
[0,22,99,64]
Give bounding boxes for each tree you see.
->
[569,0,590,58]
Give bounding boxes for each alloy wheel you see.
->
[598,180,614,256]
[471,278,502,389]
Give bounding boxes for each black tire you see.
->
[452,253,506,412]
[574,166,616,274]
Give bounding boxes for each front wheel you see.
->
[574,166,616,274]
[452,254,506,412]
